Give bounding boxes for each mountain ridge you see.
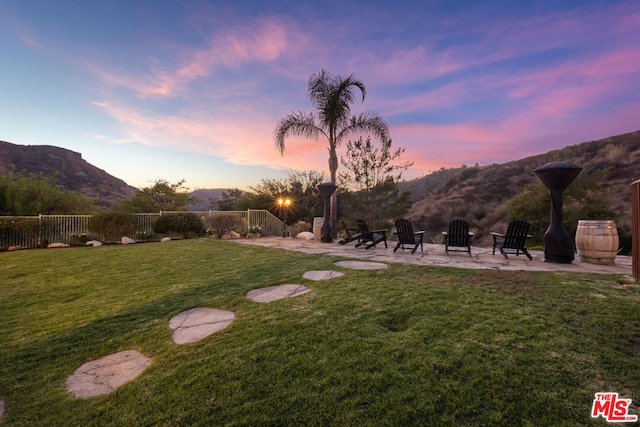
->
[0,140,137,209]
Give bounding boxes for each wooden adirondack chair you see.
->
[393,219,425,254]
[354,219,388,249]
[442,219,474,257]
[338,218,361,245]
[490,220,533,260]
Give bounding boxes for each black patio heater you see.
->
[317,183,337,243]
[533,161,582,263]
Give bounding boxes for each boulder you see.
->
[86,240,102,247]
[221,231,241,240]
[296,231,315,240]
[121,236,136,245]
[161,237,171,242]
[48,242,70,248]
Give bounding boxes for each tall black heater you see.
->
[317,183,337,243]
[533,162,582,263]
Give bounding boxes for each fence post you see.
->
[632,180,640,282]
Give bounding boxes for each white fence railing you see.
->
[0,210,284,249]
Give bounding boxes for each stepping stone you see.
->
[246,284,311,302]
[66,350,151,398]
[169,307,235,344]
[302,270,345,281]
[334,261,388,270]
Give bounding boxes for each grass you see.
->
[1,238,639,426]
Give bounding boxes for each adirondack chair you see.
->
[442,219,474,257]
[393,218,425,254]
[490,220,533,260]
[354,219,388,249]
[338,218,361,245]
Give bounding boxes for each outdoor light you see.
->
[277,197,292,237]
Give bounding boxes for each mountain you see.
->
[0,140,137,209]
[399,130,640,247]
[186,188,228,211]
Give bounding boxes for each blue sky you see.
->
[1,0,639,190]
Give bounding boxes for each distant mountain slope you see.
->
[399,130,640,247]
[0,140,137,209]
[186,188,228,211]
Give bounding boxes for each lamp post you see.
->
[277,197,291,237]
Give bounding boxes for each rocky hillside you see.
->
[399,130,640,247]
[0,141,137,209]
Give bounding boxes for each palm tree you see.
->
[274,69,389,237]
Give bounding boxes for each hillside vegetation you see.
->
[399,130,640,247]
[0,141,136,209]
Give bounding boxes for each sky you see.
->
[1,0,639,191]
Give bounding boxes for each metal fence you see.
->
[0,210,284,249]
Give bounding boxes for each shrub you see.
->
[0,217,41,247]
[203,213,247,238]
[153,213,205,239]
[88,212,136,242]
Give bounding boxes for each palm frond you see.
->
[273,111,324,155]
[335,112,390,145]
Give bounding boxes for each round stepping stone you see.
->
[334,261,388,270]
[302,270,345,281]
[246,284,311,302]
[66,350,151,398]
[169,307,235,344]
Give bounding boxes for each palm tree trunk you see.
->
[329,147,339,238]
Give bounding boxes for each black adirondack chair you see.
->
[393,218,425,254]
[354,219,388,249]
[490,220,533,260]
[338,218,361,245]
[442,219,474,257]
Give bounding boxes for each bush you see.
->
[153,213,205,239]
[203,213,247,238]
[0,217,42,247]
[88,212,136,242]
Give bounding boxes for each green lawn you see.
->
[1,239,638,426]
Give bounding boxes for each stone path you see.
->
[169,307,235,345]
[302,270,345,281]
[334,260,388,270]
[66,350,151,398]
[246,284,312,302]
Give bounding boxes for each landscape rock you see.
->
[66,350,151,398]
[8,245,22,251]
[296,231,314,240]
[221,231,241,240]
[121,236,136,244]
[86,240,103,246]
[161,237,172,242]
[169,307,235,344]
[47,242,70,248]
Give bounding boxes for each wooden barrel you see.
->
[575,220,619,265]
